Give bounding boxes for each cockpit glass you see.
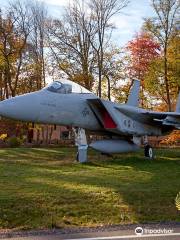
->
[47,82,72,94]
[44,79,91,94]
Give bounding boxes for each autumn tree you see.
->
[144,33,180,109]
[47,0,95,90]
[144,0,180,111]
[47,0,128,94]
[126,32,160,106]
[30,0,47,89]
[0,1,32,98]
[88,0,129,97]
[167,34,180,96]
[0,0,48,99]
[0,9,4,100]
[101,46,124,101]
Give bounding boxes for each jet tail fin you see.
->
[126,79,140,107]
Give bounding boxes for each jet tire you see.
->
[144,145,154,159]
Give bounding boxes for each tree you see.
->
[30,0,47,89]
[126,32,160,106]
[47,0,95,90]
[47,0,128,94]
[88,0,128,97]
[144,0,180,111]
[101,46,124,101]
[144,34,180,109]
[0,0,48,99]
[0,1,32,98]
[167,34,180,95]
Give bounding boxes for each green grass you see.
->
[0,147,180,230]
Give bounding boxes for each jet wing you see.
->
[142,111,180,119]
[145,112,180,129]
[116,106,180,129]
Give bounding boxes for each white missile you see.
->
[89,139,140,154]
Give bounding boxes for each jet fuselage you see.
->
[0,79,179,141]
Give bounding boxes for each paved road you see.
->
[1,225,180,240]
[1,232,180,240]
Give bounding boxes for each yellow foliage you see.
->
[0,133,8,140]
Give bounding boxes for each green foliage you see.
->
[142,0,180,110]
[144,35,180,108]
[167,35,180,91]
[144,58,165,94]
[7,137,22,147]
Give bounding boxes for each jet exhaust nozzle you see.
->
[89,139,140,154]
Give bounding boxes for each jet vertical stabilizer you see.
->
[126,79,140,107]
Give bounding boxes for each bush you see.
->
[0,133,8,141]
[8,137,22,147]
[160,131,180,146]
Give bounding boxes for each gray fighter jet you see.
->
[0,79,179,158]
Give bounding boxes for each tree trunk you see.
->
[11,89,16,97]
[107,75,111,101]
[0,72,3,100]
[164,44,171,111]
[4,73,9,99]
[141,79,144,108]
[98,68,102,98]
[97,52,102,98]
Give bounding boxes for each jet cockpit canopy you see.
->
[44,79,91,94]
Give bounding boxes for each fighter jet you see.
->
[0,79,179,159]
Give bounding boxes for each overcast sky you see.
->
[0,0,155,46]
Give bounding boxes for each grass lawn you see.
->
[0,147,180,230]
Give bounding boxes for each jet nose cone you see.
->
[0,93,40,121]
[0,100,9,117]
[0,98,17,119]
[0,101,3,113]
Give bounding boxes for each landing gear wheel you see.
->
[144,145,154,159]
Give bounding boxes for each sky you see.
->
[0,0,155,46]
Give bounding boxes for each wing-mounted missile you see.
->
[89,139,140,154]
[116,91,180,131]
[163,116,180,129]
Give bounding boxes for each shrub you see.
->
[8,137,22,147]
[160,131,180,146]
[0,133,8,141]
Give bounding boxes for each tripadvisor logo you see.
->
[175,192,180,211]
[135,227,174,236]
[135,227,143,236]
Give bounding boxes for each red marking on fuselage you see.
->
[101,109,117,129]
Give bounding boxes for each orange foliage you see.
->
[160,131,180,145]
